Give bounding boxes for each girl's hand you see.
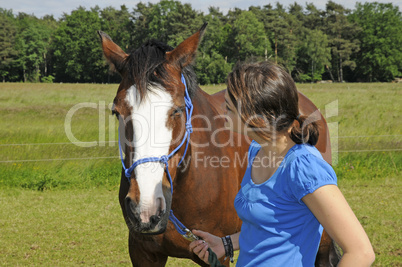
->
[189,229,225,264]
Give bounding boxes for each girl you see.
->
[189,62,374,266]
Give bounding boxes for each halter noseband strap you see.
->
[117,74,196,239]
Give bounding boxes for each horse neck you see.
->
[192,88,223,121]
[180,87,228,161]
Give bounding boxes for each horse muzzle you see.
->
[124,196,169,234]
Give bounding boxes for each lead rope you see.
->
[208,249,226,267]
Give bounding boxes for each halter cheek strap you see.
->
[117,74,196,238]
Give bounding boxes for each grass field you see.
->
[0,82,401,266]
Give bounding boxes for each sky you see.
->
[1,0,401,19]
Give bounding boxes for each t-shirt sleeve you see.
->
[288,154,338,203]
[247,140,261,162]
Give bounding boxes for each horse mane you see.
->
[125,39,198,102]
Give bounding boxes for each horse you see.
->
[97,23,340,267]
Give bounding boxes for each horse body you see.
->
[98,24,339,267]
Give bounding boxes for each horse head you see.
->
[98,24,207,235]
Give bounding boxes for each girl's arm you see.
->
[302,184,375,266]
[189,230,240,264]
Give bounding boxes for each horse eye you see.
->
[172,107,184,117]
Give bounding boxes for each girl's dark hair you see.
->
[226,61,319,146]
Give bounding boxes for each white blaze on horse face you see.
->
[124,85,173,224]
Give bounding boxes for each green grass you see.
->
[0,188,129,266]
[0,179,399,266]
[0,83,121,190]
[339,178,401,267]
[0,82,401,266]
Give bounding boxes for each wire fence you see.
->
[0,156,119,163]
[0,135,400,147]
[0,141,118,147]
[1,135,400,163]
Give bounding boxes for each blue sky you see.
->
[1,0,401,18]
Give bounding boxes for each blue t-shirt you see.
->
[234,141,337,266]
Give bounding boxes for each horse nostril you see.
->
[150,214,160,225]
[149,199,164,226]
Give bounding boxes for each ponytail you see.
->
[290,114,319,146]
[226,61,321,145]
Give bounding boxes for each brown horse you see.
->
[98,24,339,266]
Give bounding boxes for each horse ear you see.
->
[166,23,208,68]
[97,31,128,75]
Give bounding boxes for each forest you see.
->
[0,0,401,84]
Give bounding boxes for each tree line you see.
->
[0,0,401,84]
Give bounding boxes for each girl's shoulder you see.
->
[284,143,330,169]
[284,144,337,203]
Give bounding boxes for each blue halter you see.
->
[117,74,198,240]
